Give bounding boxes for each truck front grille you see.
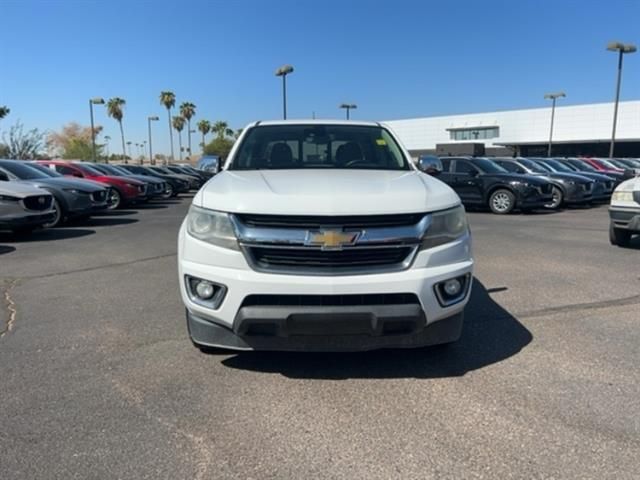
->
[22,195,52,211]
[241,293,420,307]
[233,213,428,275]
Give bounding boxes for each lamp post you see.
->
[89,97,105,163]
[339,103,357,120]
[148,116,159,165]
[188,129,196,155]
[275,64,294,119]
[543,92,565,157]
[606,41,636,158]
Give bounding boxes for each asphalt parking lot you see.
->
[1,199,639,479]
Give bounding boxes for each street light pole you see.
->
[275,65,294,120]
[339,103,357,120]
[89,97,104,163]
[148,116,159,165]
[606,41,637,158]
[543,92,565,157]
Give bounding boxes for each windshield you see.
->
[528,160,553,172]
[150,167,171,174]
[28,163,63,177]
[544,159,570,172]
[594,159,619,170]
[110,165,133,175]
[230,125,410,171]
[76,163,106,176]
[608,160,628,169]
[97,164,125,176]
[472,158,508,174]
[518,158,548,173]
[0,161,51,179]
[569,160,596,171]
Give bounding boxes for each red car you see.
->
[581,158,625,174]
[37,161,147,209]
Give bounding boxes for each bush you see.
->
[203,137,234,159]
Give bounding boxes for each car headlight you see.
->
[612,191,634,202]
[0,195,19,202]
[63,188,80,194]
[420,205,469,250]
[186,205,239,250]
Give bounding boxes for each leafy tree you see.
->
[179,102,196,154]
[197,120,211,152]
[160,91,176,160]
[0,106,10,120]
[172,116,186,160]
[1,121,47,159]
[0,144,9,157]
[203,136,234,159]
[48,122,104,160]
[234,128,244,139]
[106,97,127,161]
[212,120,233,139]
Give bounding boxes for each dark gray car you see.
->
[0,159,109,227]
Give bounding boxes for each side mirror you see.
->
[0,171,8,181]
[418,155,443,176]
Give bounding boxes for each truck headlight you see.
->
[420,205,468,250]
[612,191,634,202]
[186,205,239,250]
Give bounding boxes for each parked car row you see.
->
[0,159,211,234]
[418,156,636,215]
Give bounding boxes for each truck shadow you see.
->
[221,278,532,379]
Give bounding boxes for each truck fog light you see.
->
[443,279,462,297]
[434,274,471,307]
[185,275,227,309]
[195,280,215,299]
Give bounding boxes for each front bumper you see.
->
[564,184,594,204]
[179,224,473,351]
[609,206,640,233]
[0,212,56,229]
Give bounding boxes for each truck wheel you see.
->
[42,198,63,228]
[489,189,515,214]
[545,186,563,209]
[609,223,631,247]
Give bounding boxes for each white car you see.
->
[609,176,640,247]
[0,173,56,233]
[178,120,473,351]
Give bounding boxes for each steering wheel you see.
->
[344,159,370,168]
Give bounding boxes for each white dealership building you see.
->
[385,100,640,158]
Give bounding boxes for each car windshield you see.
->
[150,167,171,174]
[528,160,553,172]
[110,165,133,175]
[28,163,63,177]
[570,160,596,171]
[608,160,628,169]
[472,158,508,174]
[230,124,410,171]
[594,159,619,169]
[0,161,51,179]
[518,158,548,173]
[167,167,183,173]
[544,160,571,172]
[76,163,105,176]
[97,164,125,176]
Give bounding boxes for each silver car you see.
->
[0,174,56,233]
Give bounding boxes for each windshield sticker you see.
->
[376,139,386,146]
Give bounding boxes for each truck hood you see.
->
[197,169,460,215]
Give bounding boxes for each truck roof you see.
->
[247,119,381,128]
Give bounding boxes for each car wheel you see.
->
[545,186,564,209]
[489,189,515,214]
[107,189,122,210]
[42,198,63,228]
[609,223,631,247]
[161,184,174,199]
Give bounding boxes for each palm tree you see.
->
[197,120,211,152]
[126,141,133,159]
[104,135,111,158]
[172,116,186,161]
[0,106,10,119]
[179,102,196,154]
[106,97,127,162]
[212,121,233,139]
[234,128,244,140]
[159,91,176,161]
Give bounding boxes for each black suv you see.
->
[437,157,554,214]
[492,157,595,208]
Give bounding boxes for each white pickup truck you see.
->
[609,176,640,247]
[178,120,473,351]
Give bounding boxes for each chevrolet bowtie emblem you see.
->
[305,229,361,250]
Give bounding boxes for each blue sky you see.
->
[1,0,639,156]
